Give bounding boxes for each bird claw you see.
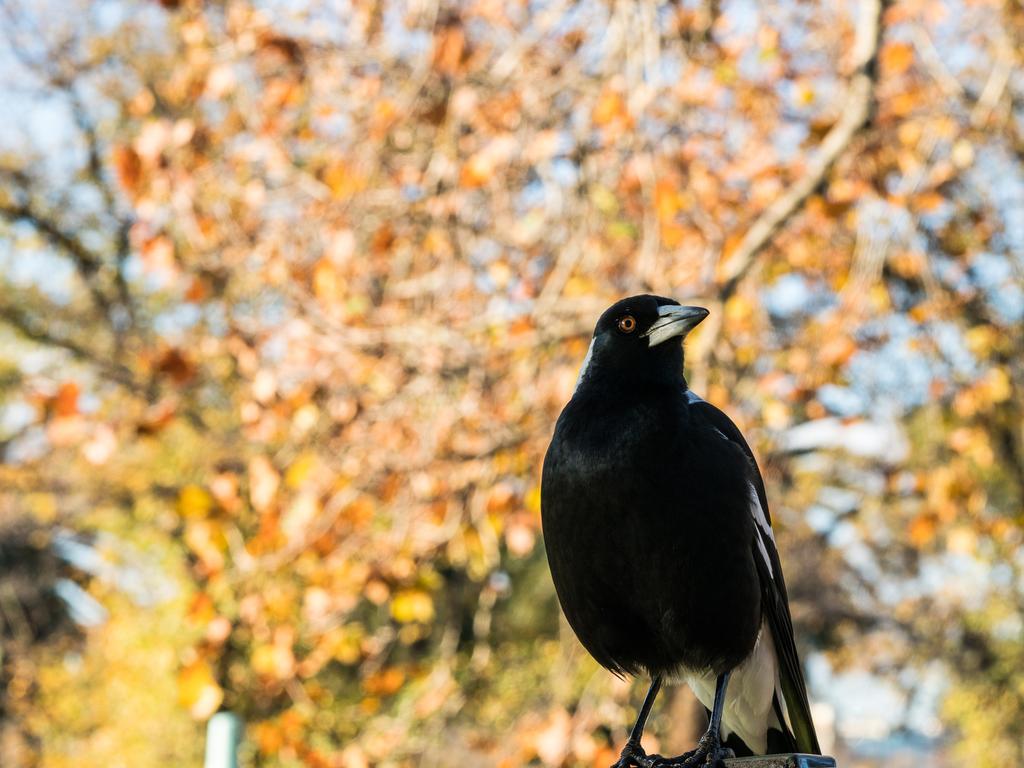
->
[643,734,735,768]
[610,740,661,768]
[611,731,734,768]
[683,745,734,768]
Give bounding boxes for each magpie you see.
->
[541,295,821,768]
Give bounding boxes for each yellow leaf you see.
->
[26,492,58,524]
[390,589,434,623]
[524,486,542,515]
[177,660,223,720]
[313,259,345,302]
[869,284,891,311]
[965,326,996,356]
[592,89,627,126]
[178,484,213,519]
[330,626,364,665]
[563,276,595,297]
[589,185,618,215]
[251,644,278,677]
[285,452,317,489]
[724,294,752,324]
[323,163,364,200]
[982,367,1011,403]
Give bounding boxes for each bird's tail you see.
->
[777,644,821,754]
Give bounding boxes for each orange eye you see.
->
[617,315,637,333]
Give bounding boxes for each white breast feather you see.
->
[683,623,783,754]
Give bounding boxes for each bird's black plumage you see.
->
[541,295,820,764]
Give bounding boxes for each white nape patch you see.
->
[749,483,776,578]
[683,622,782,755]
[573,337,596,393]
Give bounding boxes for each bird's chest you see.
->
[542,403,756,584]
[543,418,715,570]
[541,414,761,675]
[548,427,668,513]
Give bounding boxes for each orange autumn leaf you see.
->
[433,22,467,75]
[156,348,196,385]
[908,514,938,548]
[53,381,80,418]
[592,89,627,126]
[460,151,495,188]
[362,666,405,696]
[881,42,914,75]
[112,144,142,194]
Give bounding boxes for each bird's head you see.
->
[575,294,709,392]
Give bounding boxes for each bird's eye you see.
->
[617,315,637,334]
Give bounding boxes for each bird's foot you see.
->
[644,732,735,768]
[611,739,661,768]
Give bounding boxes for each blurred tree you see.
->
[0,0,1022,766]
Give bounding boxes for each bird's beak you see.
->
[642,305,709,347]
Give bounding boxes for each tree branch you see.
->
[0,302,211,433]
[0,6,137,332]
[0,200,103,277]
[65,85,137,327]
[0,199,116,319]
[0,303,140,392]
[716,0,885,300]
[688,0,885,391]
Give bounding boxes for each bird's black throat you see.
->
[578,332,688,394]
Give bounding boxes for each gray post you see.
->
[204,711,242,768]
[725,756,837,768]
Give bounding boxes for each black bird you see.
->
[541,295,820,767]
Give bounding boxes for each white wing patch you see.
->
[682,622,783,755]
[749,483,775,579]
[573,337,596,393]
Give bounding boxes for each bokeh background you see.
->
[1,0,1023,766]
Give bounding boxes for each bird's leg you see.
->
[647,672,736,768]
[684,671,735,766]
[611,676,663,768]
